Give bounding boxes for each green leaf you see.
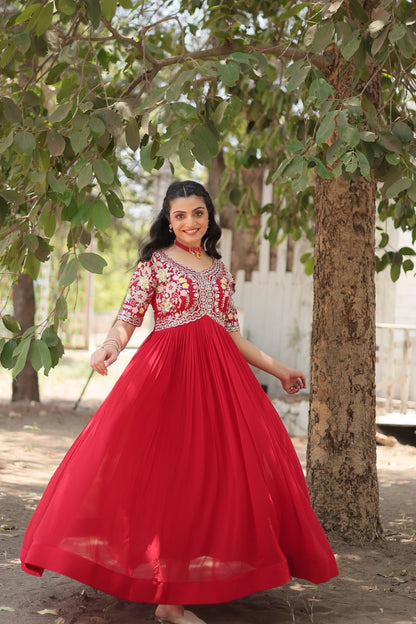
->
[371,27,389,55]
[41,327,59,347]
[349,0,369,22]
[403,259,414,272]
[341,36,361,61]
[24,234,39,253]
[379,232,389,248]
[0,43,16,68]
[89,115,106,136]
[56,0,77,16]
[106,191,124,217]
[47,172,66,195]
[89,200,112,230]
[309,156,332,180]
[171,102,198,121]
[12,337,31,379]
[385,177,412,199]
[55,296,68,320]
[399,247,416,256]
[388,23,406,43]
[337,112,360,147]
[125,117,140,151]
[59,257,79,286]
[79,252,107,273]
[392,121,413,144]
[2,97,22,124]
[93,159,114,185]
[2,315,21,333]
[77,163,93,190]
[285,60,311,93]
[0,131,14,154]
[360,131,377,142]
[49,101,72,124]
[216,61,240,87]
[316,111,337,145]
[86,0,101,29]
[36,2,54,36]
[30,339,52,374]
[70,128,90,154]
[407,182,416,203]
[14,131,36,154]
[356,151,371,180]
[40,210,56,237]
[287,139,304,153]
[140,143,157,173]
[213,100,229,126]
[397,32,415,58]
[308,78,334,104]
[101,0,117,20]
[23,254,38,279]
[157,135,181,159]
[0,607,15,612]
[305,23,334,53]
[190,126,219,166]
[15,3,41,24]
[390,262,401,282]
[178,139,195,170]
[0,340,17,369]
[47,131,66,156]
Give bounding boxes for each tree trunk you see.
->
[307,175,382,541]
[12,274,40,402]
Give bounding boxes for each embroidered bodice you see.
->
[117,251,239,333]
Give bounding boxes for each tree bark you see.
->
[307,175,382,541]
[12,274,40,402]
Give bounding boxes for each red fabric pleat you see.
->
[20,316,338,604]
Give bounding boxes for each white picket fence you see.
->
[376,323,416,413]
[221,225,416,413]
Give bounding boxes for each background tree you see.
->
[0,0,415,540]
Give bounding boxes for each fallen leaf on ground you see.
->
[0,606,15,611]
[37,609,59,615]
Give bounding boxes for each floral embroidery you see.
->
[117,251,239,333]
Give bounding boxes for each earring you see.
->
[169,224,173,232]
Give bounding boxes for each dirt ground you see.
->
[1,351,416,624]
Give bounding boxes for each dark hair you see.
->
[140,180,222,261]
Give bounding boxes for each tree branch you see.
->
[121,41,332,98]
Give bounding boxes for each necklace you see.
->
[174,239,204,258]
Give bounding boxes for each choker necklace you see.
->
[174,239,203,258]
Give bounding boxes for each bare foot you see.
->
[155,605,206,624]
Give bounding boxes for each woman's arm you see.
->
[229,331,307,395]
[90,320,135,376]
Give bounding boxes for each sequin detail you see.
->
[117,251,239,333]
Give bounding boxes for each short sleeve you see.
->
[117,261,157,327]
[224,272,240,333]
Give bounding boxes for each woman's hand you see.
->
[90,345,118,376]
[280,369,307,395]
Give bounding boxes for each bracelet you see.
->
[101,338,122,354]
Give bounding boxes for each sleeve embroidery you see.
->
[117,260,157,327]
[223,271,239,333]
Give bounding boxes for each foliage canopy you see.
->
[0,0,415,376]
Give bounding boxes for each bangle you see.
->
[101,338,122,354]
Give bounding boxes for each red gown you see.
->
[20,250,338,604]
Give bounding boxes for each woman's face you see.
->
[169,195,209,248]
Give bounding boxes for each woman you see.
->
[21,180,338,624]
